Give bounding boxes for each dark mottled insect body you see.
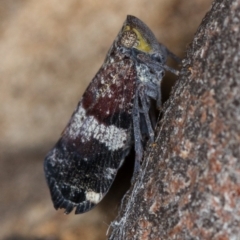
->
[44,15,179,214]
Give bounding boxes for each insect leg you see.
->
[165,48,182,63]
[132,87,143,172]
[163,64,180,76]
[139,88,154,143]
[146,70,162,110]
[144,83,157,98]
[154,82,162,110]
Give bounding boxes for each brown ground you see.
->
[0,1,212,239]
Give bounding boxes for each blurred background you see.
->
[0,1,212,239]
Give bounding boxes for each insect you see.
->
[44,15,180,214]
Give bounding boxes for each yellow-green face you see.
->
[120,25,152,53]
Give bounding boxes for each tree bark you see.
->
[108,0,240,239]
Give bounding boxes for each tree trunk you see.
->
[108,0,240,239]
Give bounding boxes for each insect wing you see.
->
[44,59,137,214]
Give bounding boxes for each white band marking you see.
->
[66,104,128,151]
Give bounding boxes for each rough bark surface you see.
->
[109,0,240,239]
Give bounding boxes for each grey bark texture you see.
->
[108,0,240,239]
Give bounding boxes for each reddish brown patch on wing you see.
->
[82,58,137,123]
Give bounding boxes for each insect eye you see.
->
[120,30,137,48]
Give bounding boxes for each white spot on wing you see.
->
[105,168,117,180]
[66,104,128,151]
[85,191,103,204]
